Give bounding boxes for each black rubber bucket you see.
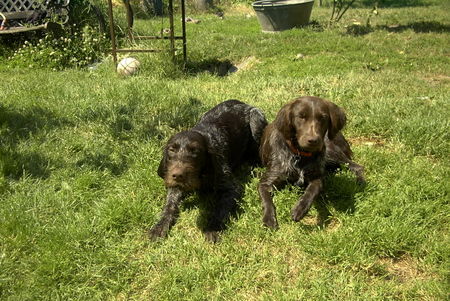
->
[252,0,314,32]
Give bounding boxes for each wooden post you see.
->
[123,0,134,41]
[168,0,175,61]
[107,0,118,67]
[181,0,187,65]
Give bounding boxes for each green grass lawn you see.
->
[1,1,449,300]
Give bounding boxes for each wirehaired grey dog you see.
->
[258,96,365,229]
[149,99,267,242]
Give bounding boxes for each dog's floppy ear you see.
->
[327,101,346,140]
[157,147,168,178]
[273,101,294,140]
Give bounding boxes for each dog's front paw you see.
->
[204,231,221,243]
[262,213,279,229]
[148,224,167,241]
[291,203,309,222]
[356,175,366,186]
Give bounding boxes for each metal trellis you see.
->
[106,0,187,69]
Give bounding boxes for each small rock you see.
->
[294,53,305,61]
[388,24,400,29]
[185,17,201,24]
[417,96,430,101]
[228,56,259,74]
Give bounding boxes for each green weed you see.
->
[7,27,109,70]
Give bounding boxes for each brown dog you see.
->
[149,100,267,242]
[258,96,365,229]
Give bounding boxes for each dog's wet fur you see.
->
[149,99,267,242]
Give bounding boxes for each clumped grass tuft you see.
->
[0,1,449,300]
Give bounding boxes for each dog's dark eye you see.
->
[318,114,328,121]
[298,114,306,119]
[168,146,178,153]
[187,147,199,154]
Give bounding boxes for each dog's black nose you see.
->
[171,171,184,181]
[308,136,320,145]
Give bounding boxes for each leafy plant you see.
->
[8,26,109,70]
[68,0,108,32]
[330,0,358,24]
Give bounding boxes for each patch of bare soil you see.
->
[378,256,438,283]
[301,215,318,226]
[229,56,260,74]
[301,215,341,232]
[325,218,341,232]
[348,136,386,147]
[423,74,450,85]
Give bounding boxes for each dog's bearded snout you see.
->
[165,162,201,190]
[170,166,185,181]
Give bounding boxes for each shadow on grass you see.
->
[0,105,69,143]
[184,59,234,77]
[307,20,326,32]
[0,150,51,180]
[360,0,430,7]
[316,172,365,226]
[346,21,450,36]
[179,164,256,239]
[319,0,431,8]
[380,21,450,33]
[76,152,128,176]
[301,172,365,229]
[0,104,70,179]
[345,24,374,36]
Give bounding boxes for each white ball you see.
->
[117,57,140,76]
